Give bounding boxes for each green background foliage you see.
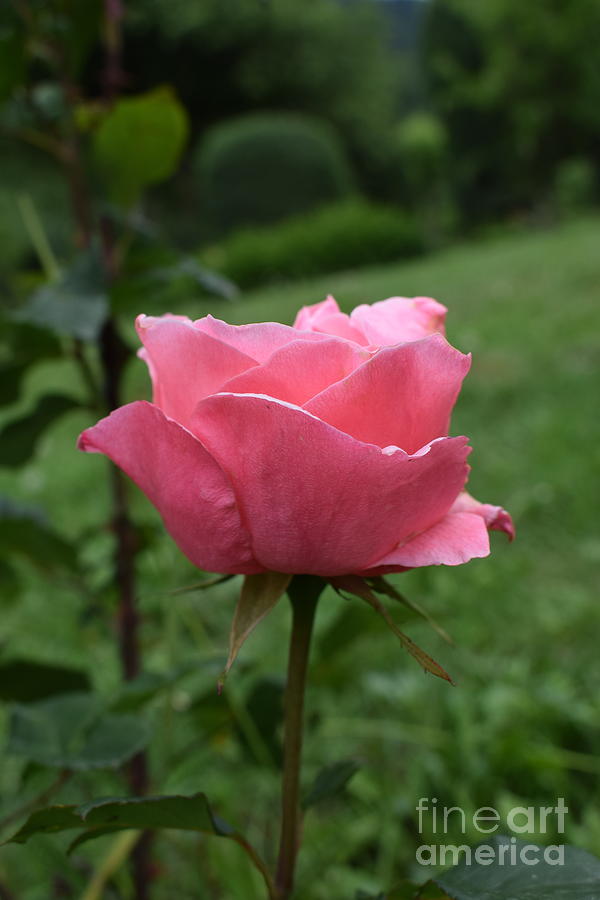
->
[2,217,600,896]
[194,112,356,236]
[203,201,423,289]
[1,0,599,896]
[424,0,600,221]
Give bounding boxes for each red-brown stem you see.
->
[97,0,152,892]
[43,1,151,889]
[99,317,151,900]
[102,0,126,100]
[275,577,324,898]
[61,140,93,248]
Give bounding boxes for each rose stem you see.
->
[275,576,325,898]
[97,4,153,894]
[47,0,152,893]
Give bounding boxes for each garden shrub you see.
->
[202,200,424,289]
[194,112,356,236]
[397,111,449,195]
[553,158,596,217]
[393,111,458,245]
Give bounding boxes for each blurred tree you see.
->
[423,0,600,222]
[120,0,400,188]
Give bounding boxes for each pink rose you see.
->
[78,295,513,576]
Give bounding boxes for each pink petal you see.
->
[220,338,371,406]
[363,490,514,572]
[305,334,471,453]
[364,511,491,571]
[350,296,447,345]
[294,295,339,329]
[191,394,471,576]
[77,401,262,575]
[193,314,333,363]
[136,315,257,428]
[293,295,368,344]
[450,491,515,540]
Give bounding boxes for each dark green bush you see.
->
[194,112,356,236]
[397,112,449,194]
[392,112,458,246]
[553,158,597,217]
[202,200,424,289]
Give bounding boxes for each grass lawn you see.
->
[1,215,599,898]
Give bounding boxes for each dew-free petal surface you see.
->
[351,295,447,344]
[221,338,371,406]
[305,334,470,453]
[366,510,490,570]
[194,314,333,362]
[136,315,257,428]
[78,401,261,574]
[451,491,515,540]
[191,393,471,575]
[294,295,369,344]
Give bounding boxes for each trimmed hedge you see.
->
[194,112,356,236]
[202,200,424,289]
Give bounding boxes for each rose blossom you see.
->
[78,295,513,576]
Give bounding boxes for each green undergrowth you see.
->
[1,215,599,897]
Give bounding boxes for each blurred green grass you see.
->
[1,215,600,898]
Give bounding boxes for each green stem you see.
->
[275,576,324,899]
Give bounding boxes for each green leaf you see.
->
[94,87,189,207]
[16,249,108,341]
[7,693,151,770]
[368,576,453,645]
[0,496,78,573]
[0,320,61,406]
[330,576,454,684]
[0,12,25,102]
[0,393,79,467]
[5,793,277,898]
[5,793,225,846]
[435,835,600,900]
[220,572,292,687]
[148,256,238,301]
[80,794,233,835]
[111,234,237,313]
[355,885,446,900]
[67,826,135,855]
[110,668,190,712]
[417,886,452,899]
[5,805,84,842]
[304,759,360,810]
[0,659,90,703]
